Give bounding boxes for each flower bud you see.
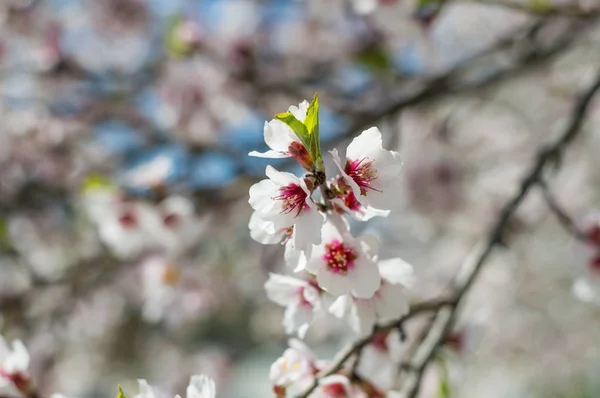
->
[288,141,313,171]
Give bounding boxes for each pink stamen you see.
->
[274,184,309,217]
[344,158,379,195]
[323,239,358,274]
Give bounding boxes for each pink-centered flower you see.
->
[270,339,317,392]
[248,101,309,159]
[329,258,414,336]
[0,336,30,395]
[331,127,403,212]
[301,218,380,298]
[265,274,323,338]
[249,166,324,254]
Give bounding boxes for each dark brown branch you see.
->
[294,298,455,398]
[538,179,588,241]
[398,69,600,398]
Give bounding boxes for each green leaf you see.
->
[304,94,323,171]
[275,111,310,147]
[165,14,195,58]
[117,385,127,398]
[436,356,451,398]
[81,173,114,193]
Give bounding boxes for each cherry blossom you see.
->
[329,258,414,336]
[265,274,324,338]
[299,218,380,298]
[0,336,30,394]
[331,127,403,212]
[249,166,324,254]
[270,339,317,394]
[249,101,309,160]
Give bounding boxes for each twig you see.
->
[459,0,600,18]
[538,179,588,241]
[398,69,600,398]
[294,298,455,397]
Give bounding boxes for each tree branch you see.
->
[538,179,588,241]
[294,298,455,398]
[398,69,600,398]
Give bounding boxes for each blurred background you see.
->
[1,0,600,397]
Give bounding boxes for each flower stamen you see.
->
[323,239,358,274]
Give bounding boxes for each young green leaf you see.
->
[304,94,323,171]
[117,385,127,398]
[275,111,310,148]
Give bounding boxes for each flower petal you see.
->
[350,257,381,298]
[378,258,415,288]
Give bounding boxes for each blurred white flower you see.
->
[0,336,30,394]
[265,274,324,338]
[270,339,315,391]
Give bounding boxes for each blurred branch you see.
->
[538,179,588,241]
[294,298,456,398]
[460,0,600,18]
[398,68,600,398]
[338,18,591,142]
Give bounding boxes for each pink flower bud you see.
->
[288,141,314,171]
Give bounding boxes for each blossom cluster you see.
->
[248,96,415,397]
[0,335,218,398]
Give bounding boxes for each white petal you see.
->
[317,268,354,297]
[358,234,380,260]
[136,380,157,398]
[351,299,377,337]
[264,120,297,153]
[283,303,314,338]
[187,374,216,398]
[292,209,324,254]
[248,179,278,213]
[249,211,279,244]
[265,165,300,187]
[284,242,309,271]
[265,274,307,306]
[375,283,410,320]
[351,257,381,299]
[346,127,383,161]
[3,340,29,373]
[328,295,352,319]
[289,100,309,122]
[378,258,415,288]
[248,149,291,158]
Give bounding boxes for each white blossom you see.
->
[249,166,324,254]
[270,339,316,390]
[300,218,380,299]
[331,127,403,212]
[0,336,30,394]
[265,274,323,338]
[249,101,309,159]
[329,258,414,336]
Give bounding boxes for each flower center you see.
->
[274,184,309,216]
[323,239,358,274]
[344,158,378,195]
